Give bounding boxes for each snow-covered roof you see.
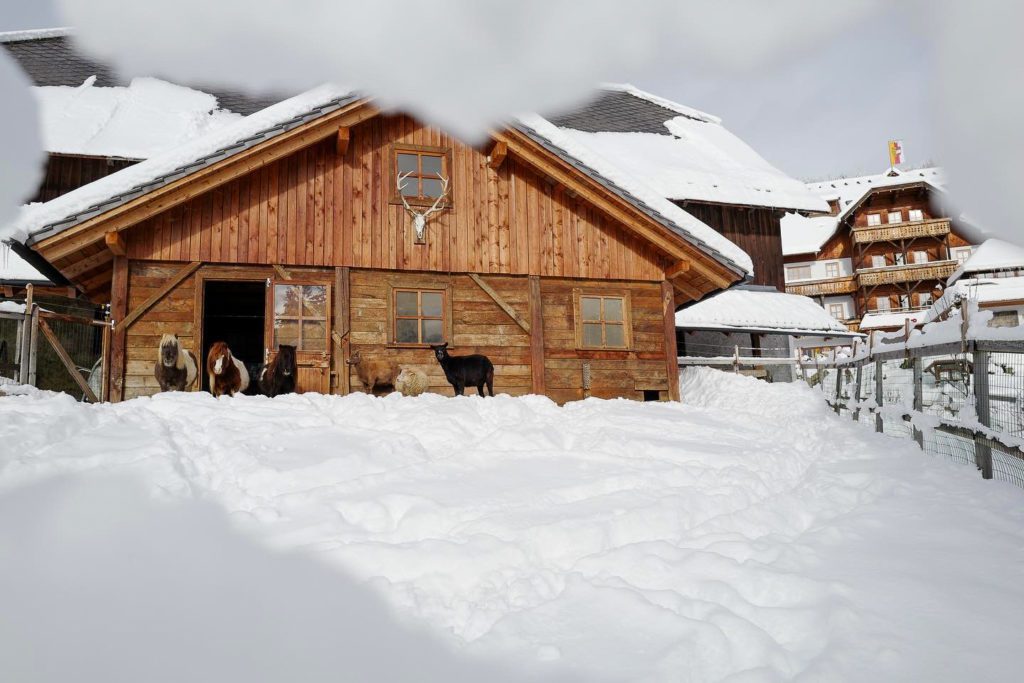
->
[549,85,827,213]
[782,167,945,256]
[858,309,926,331]
[925,276,1024,324]
[34,76,243,160]
[0,243,50,284]
[675,287,856,335]
[948,238,1024,284]
[10,85,753,278]
[12,85,361,244]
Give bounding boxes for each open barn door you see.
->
[265,278,331,394]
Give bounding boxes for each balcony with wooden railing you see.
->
[851,217,951,244]
[785,275,857,297]
[856,259,958,286]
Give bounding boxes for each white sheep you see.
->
[394,367,430,396]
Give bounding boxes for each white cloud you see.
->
[0,50,43,227]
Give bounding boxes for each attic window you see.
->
[391,144,452,207]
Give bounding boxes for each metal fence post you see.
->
[875,359,884,433]
[973,348,994,479]
[853,361,863,422]
[912,355,924,448]
[834,362,843,414]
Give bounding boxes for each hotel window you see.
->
[990,311,1020,329]
[913,251,929,264]
[866,213,882,226]
[888,210,903,224]
[899,294,911,309]
[871,255,887,268]
[392,288,447,345]
[828,303,845,319]
[786,265,812,281]
[825,261,840,278]
[918,293,933,307]
[576,292,631,350]
[952,247,973,264]
[908,209,924,222]
[875,297,891,311]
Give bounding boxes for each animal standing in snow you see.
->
[346,350,400,395]
[394,367,429,396]
[153,334,198,392]
[430,343,493,396]
[206,341,249,397]
[257,345,297,397]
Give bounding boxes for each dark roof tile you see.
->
[546,90,683,134]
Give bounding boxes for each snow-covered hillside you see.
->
[2,370,1023,681]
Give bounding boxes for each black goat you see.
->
[430,343,494,397]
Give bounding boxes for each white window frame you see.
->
[952,247,973,264]
[825,261,840,278]
[875,297,891,311]
[912,250,928,264]
[828,303,845,320]
[908,209,924,222]
[872,255,887,269]
[866,213,882,227]
[888,210,903,224]
[786,265,812,281]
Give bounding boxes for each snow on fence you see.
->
[814,306,1024,489]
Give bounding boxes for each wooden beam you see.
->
[336,126,350,156]
[38,316,99,403]
[37,101,380,263]
[273,264,294,281]
[120,261,201,331]
[62,249,114,278]
[104,231,126,256]
[487,140,508,169]
[665,259,690,279]
[661,280,681,401]
[672,277,704,302]
[333,266,350,394]
[468,273,530,334]
[109,256,128,402]
[528,276,545,395]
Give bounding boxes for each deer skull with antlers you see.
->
[397,171,450,243]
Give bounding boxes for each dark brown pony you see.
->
[206,341,250,397]
[258,345,297,397]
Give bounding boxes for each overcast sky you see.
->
[2,2,933,182]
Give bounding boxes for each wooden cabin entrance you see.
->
[201,280,265,392]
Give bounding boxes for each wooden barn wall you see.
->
[119,261,670,403]
[123,114,665,281]
[540,279,669,404]
[680,203,784,290]
[31,154,137,204]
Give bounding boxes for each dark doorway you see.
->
[642,390,662,402]
[202,280,265,391]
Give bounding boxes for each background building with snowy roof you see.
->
[675,286,862,382]
[781,166,982,331]
[923,238,1024,330]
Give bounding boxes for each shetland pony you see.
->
[206,341,249,397]
[258,345,297,397]
[153,334,198,392]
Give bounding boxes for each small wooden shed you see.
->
[16,90,750,403]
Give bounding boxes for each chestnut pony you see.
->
[206,341,250,397]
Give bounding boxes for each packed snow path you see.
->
[2,369,1023,681]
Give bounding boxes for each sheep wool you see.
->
[395,367,430,396]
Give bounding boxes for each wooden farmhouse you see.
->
[5,30,831,404]
[782,167,982,332]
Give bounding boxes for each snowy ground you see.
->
[2,369,1023,681]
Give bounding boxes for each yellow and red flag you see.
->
[888,140,904,167]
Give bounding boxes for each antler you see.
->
[421,173,450,217]
[396,170,415,213]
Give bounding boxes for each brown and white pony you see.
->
[206,341,250,397]
[153,334,198,392]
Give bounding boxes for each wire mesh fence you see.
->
[821,340,1024,490]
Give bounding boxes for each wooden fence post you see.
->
[875,359,884,433]
[834,361,843,414]
[18,284,33,384]
[912,356,924,448]
[972,349,994,479]
[27,304,39,388]
[853,362,863,422]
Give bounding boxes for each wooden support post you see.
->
[109,256,129,402]
[38,316,99,403]
[18,285,33,384]
[120,262,201,331]
[27,304,39,387]
[912,356,924,448]
[336,126,350,156]
[875,359,884,433]
[487,140,507,169]
[100,315,111,402]
[333,266,351,394]
[469,273,530,334]
[660,280,680,401]
[528,276,545,395]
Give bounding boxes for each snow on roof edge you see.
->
[0,27,73,43]
[675,288,854,335]
[599,83,721,125]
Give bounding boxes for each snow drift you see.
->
[2,370,1022,680]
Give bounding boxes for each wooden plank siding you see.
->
[124,115,666,281]
[682,202,785,290]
